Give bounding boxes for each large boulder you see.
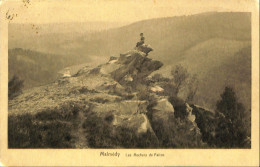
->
[144,96,205,148]
[153,98,174,113]
[135,44,153,56]
[84,100,159,148]
[76,50,163,90]
[110,51,163,87]
[150,85,164,93]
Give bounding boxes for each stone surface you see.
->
[136,44,153,55]
[153,98,174,113]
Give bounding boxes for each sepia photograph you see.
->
[0,0,259,166]
[6,1,253,149]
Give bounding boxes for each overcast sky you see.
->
[3,0,254,24]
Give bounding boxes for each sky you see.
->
[2,0,256,24]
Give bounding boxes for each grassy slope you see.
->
[152,38,251,109]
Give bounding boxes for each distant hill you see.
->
[9,12,251,57]
[8,22,129,55]
[8,12,251,109]
[153,39,251,110]
[191,44,251,110]
[8,48,91,88]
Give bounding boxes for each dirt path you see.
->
[71,110,89,148]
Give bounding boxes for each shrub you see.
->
[136,87,157,116]
[82,112,114,148]
[169,118,206,148]
[82,111,158,148]
[70,86,98,95]
[104,113,114,123]
[8,101,86,148]
[78,87,97,94]
[160,82,175,97]
[8,75,24,99]
[89,97,109,104]
[8,113,73,148]
[168,95,187,119]
[115,126,158,148]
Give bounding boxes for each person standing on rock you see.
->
[136,33,145,47]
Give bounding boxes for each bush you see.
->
[104,113,114,123]
[69,86,98,95]
[168,95,188,119]
[115,126,157,148]
[8,113,73,148]
[8,75,24,99]
[160,82,175,97]
[82,111,158,148]
[215,87,250,148]
[78,87,97,94]
[89,97,109,104]
[8,101,86,148]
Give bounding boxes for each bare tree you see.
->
[171,65,189,96]
[185,74,199,103]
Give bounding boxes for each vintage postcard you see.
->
[0,0,259,166]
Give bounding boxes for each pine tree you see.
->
[215,87,250,148]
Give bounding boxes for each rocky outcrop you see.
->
[111,50,163,88]
[135,44,153,55]
[153,98,174,113]
[146,96,204,148]
[75,49,163,89]
[150,85,164,93]
[89,100,155,135]
[190,104,216,145]
[186,103,196,123]
[8,48,207,148]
